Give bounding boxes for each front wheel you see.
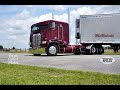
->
[47,44,58,56]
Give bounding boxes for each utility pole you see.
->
[68,8,70,44]
[52,13,54,20]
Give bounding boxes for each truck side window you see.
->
[31,26,39,31]
[50,22,57,29]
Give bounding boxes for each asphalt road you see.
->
[0,53,120,74]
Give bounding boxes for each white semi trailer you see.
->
[75,13,120,54]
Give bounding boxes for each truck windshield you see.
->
[31,25,48,31]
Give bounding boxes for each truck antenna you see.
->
[68,8,70,44]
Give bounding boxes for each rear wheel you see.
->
[98,46,104,54]
[47,44,58,56]
[91,45,104,54]
[91,46,96,54]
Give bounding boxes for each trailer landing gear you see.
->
[113,45,119,53]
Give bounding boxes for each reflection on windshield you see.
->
[32,26,39,31]
[31,25,48,31]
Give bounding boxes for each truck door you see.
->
[50,22,59,40]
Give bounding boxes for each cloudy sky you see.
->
[0,5,120,49]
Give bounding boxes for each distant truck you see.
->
[29,13,120,56]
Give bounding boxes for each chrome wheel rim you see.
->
[49,46,56,55]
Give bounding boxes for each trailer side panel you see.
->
[80,14,120,44]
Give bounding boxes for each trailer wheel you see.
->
[47,44,58,56]
[91,46,96,54]
[98,46,104,54]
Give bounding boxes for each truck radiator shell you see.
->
[32,33,41,49]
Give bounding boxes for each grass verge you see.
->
[104,51,120,55]
[0,63,120,85]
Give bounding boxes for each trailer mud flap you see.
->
[29,48,46,54]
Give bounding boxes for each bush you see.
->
[0,45,3,50]
[12,46,15,49]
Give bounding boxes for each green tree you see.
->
[0,45,3,50]
[12,46,15,49]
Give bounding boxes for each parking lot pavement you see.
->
[0,53,120,74]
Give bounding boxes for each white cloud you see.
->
[0,9,54,49]
[1,5,120,49]
[48,5,67,11]
[8,36,17,40]
[54,13,68,22]
[16,9,30,19]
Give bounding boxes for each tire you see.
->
[98,47,103,54]
[33,54,41,56]
[74,52,81,55]
[98,46,104,54]
[47,44,58,56]
[74,48,81,55]
[91,46,96,54]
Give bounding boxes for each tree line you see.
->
[0,45,15,50]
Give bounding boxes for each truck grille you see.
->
[32,33,41,49]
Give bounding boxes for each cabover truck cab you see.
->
[29,20,84,56]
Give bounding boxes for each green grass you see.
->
[29,48,46,54]
[0,63,120,85]
[0,50,29,53]
[104,51,120,55]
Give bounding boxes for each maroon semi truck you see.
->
[29,13,120,56]
[29,20,85,56]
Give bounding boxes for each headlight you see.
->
[42,41,46,44]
